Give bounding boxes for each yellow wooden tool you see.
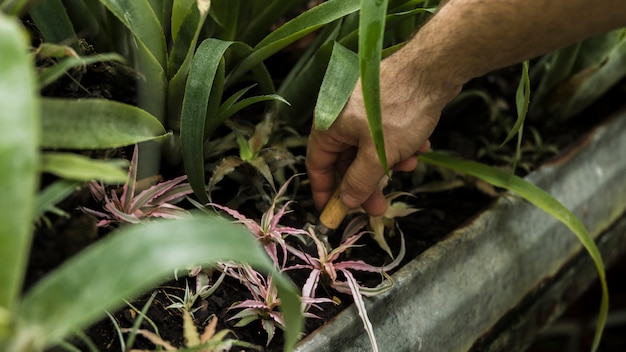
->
[313,187,351,247]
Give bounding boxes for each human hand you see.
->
[306,60,461,216]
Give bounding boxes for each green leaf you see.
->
[18,216,303,352]
[98,0,167,70]
[0,13,39,311]
[38,53,126,89]
[503,60,530,174]
[61,0,111,51]
[228,0,360,84]
[419,150,608,352]
[180,38,237,204]
[167,0,210,79]
[314,42,359,130]
[532,43,581,103]
[40,152,129,183]
[278,18,342,97]
[217,94,289,123]
[501,60,530,146]
[170,0,194,41]
[359,0,390,175]
[555,30,626,119]
[29,0,78,51]
[237,134,254,161]
[0,0,30,16]
[239,0,309,45]
[96,0,168,137]
[41,98,167,149]
[35,179,82,219]
[276,37,337,128]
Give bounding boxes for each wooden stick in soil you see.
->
[315,187,351,246]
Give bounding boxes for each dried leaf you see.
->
[196,0,210,15]
[207,156,243,198]
[247,157,275,190]
[183,310,200,347]
[248,114,273,154]
[199,316,218,343]
[122,328,176,350]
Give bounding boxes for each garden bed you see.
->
[25,101,624,352]
[5,2,626,351]
[22,62,624,350]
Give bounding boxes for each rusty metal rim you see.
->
[295,110,626,352]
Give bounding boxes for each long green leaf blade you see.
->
[419,150,608,351]
[314,42,359,130]
[228,0,360,84]
[239,0,309,45]
[501,60,530,146]
[97,0,167,69]
[96,0,168,139]
[35,180,82,219]
[19,216,303,352]
[180,39,235,204]
[28,0,78,50]
[41,98,167,149]
[0,14,39,311]
[170,0,194,41]
[38,53,125,89]
[167,0,210,78]
[40,152,129,183]
[217,94,289,123]
[359,0,390,174]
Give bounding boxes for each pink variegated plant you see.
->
[285,218,405,352]
[224,263,331,346]
[83,145,194,227]
[208,175,307,268]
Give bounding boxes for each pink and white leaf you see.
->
[147,204,191,219]
[151,178,193,204]
[129,175,191,213]
[209,203,261,235]
[230,300,271,310]
[381,227,406,272]
[261,319,276,346]
[285,245,315,265]
[300,269,322,312]
[88,180,107,201]
[335,260,385,273]
[342,269,379,352]
[327,232,366,261]
[332,272,394,297]
[105,203,141,224]
[369,215,394,258]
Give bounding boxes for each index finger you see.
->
[305,130,344,211]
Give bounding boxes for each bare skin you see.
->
[306,0,626,216]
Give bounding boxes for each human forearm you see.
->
[394,0,626,89]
